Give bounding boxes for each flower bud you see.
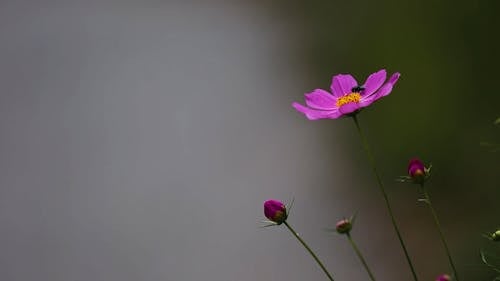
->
[408,158,428,184]
[264,199,287,225]
[492,230,500,241]
[435,274,451,281]
[335,218,352,234]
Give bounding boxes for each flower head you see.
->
[435,274,452,281]
[335,218,352,234]
[292,69,400,120]
[408,158,430,184]
[264,199,288,225]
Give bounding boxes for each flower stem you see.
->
[352,115,419,281]
[419,184,460,281]
[346,233,377,281]
[283,221,335,281]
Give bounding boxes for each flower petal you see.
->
[330,74,358,97]
[389,72,401,84]
[374,72,400,98]
[304,89,336,110]
[292,102,342,120]
[362,69,386,97]
[338,102,360,115]
[358,94,378,107]
[374,83,393,98]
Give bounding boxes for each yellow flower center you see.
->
[336,92,361,107]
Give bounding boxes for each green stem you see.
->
[480,251,500,274]
[419,184,460,281]
[346,233,377,281]
[352,115,419,281]
[283,221,335,281]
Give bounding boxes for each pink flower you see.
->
[435,274,451,281]
[292,69,400,120]
[263,199,288,225]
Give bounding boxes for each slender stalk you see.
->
[283,221,335,281]
[352,115,419,281]
[480,251,500,274]
[346,233,377,281]
[419,184,460,281]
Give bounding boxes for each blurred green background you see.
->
[278,0,500,279]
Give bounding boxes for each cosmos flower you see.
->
[292,69,400,120]
[263,199,288,225]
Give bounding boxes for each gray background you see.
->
[0,2,354,281]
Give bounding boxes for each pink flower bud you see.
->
[264,199,287,225]
[408,158,427,184]
[335,218,352,234]
[435,274,451,281]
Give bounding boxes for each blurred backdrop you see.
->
[0,1,498,281]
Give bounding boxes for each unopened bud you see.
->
[335,219,352,234]
[263,199,288,225]
[408,158,429,184]
[492,230,500,241]
[435,274,451,281]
